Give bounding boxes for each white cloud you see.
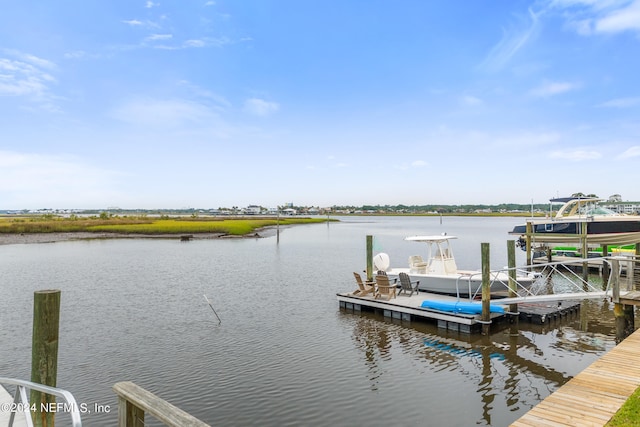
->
[0,50,59,110]
[64,50,86,59]
[411,160,427,167]
[479,8,541,71]
[123,19,144,26]
[549,0,640,35]
[549,149,602,161]
[595,0,640,33]
[598,97,640,107]
[146,34,173,41]
[122,19,161,29]
[146,1,159,8]
[529,81,580,97]
[461,95,483,106]
[618,146,640,159]
[184,39,206,48]
[110,98,218,127]
[244,98,279,117]
[492,131,562,148]
[0,150,123,209]
[177,80,231,109]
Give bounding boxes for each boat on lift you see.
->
[510,196,640,246]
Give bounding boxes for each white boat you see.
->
[376,235,537,297]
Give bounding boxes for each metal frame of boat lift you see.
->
[485,255,636,305]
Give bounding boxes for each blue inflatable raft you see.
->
[420,300,505,315]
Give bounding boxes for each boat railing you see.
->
[0,376,83,427]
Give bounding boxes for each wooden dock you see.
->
[511,326,640,426]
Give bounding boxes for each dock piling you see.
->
[611,258,635,342]
[507,240,519,329]
[30,289,61,427]
[366,235,373,282]
[481,243,491,335]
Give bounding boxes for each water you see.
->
[0,216,631,426]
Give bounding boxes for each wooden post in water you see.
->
[581,222,589,283]
[602,244,609,285]
[30,289,61,427]
[635,243,640,291]
[611,258,634,342]
[366,235,373,282]
[525,222,532,265]
[507,240,519,328]
[481,243,491,335]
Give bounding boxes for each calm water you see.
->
[0,216,632,426]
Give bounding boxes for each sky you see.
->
[1,0,640,210]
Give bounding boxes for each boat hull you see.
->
[387,268,535,296]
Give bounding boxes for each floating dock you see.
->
[338,291,502,333]
[337,291,581,333]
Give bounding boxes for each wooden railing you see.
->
[112,382,210,427]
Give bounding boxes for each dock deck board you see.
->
[511,327,640,426]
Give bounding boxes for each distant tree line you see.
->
[331,203,550,214]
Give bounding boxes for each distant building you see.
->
[603,201,640,215]
[245,205,262,215]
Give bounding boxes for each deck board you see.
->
[512,327,640,426]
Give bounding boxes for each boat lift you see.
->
[476,255,638,305]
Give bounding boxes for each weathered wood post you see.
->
[481,243,491,335]
[113,381,211,427]
[634,243,640,291]
[30,289,61,427]
[366,235,373,282]
[525,222,532,265]
[507,240,519,329]
[581,222,589,283]
[602,244,609,285]
[611,258,634,342]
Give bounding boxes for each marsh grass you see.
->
[0,216,329,236]
[606,386,640,426]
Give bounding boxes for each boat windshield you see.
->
[581,206,620,216]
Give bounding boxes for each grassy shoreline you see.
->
[0,215,333,236]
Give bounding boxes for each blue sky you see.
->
[1,0,640,209]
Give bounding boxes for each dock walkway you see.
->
[511,326,640,426]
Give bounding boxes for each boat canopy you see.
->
[549,197,601,204]
[405,235,457,243]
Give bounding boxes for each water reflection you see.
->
[340,296,622,426]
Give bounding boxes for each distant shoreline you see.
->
[0,229,279,246]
